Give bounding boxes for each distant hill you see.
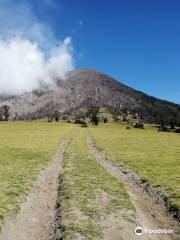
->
[0,69,180,123]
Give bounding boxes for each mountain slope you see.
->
[0,69,180,123]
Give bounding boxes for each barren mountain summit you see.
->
[0,68,179,122]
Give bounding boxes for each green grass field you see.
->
[90,124,180,211]
[0,121,72,227]
[0,121,179,236]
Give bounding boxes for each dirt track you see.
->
[87,136,179,240]
[0,139,68,240]
[0,136,179,240]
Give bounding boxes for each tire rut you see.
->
[87,136,179,240]
[0,138,69,240]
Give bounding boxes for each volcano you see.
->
[0,69,179,123]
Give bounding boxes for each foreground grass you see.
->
[90,124,180,212]
[0,121,72,228]
[58,127,134,240]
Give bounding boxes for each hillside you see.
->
[0,69,180,123]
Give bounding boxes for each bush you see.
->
[91,115,99,126]
[48,116,53,122]
[133,123,144,129]
[158,125,169,132]
[103,117,108,123]
[175,128,180,133]
[55,116,59,122]
[74,119,85,124]
[0,105,10,121]
[62,115,68,121]
[81,122,88,128]
[126,126,131,129]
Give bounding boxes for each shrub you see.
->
[103,117,108,123]
[48,116,53,122]
[126,126,131,129]
[55,116,59,122]
[133,122,144,129]
[158,125,169,132]
[0,105,10,121]
[62,115,68,121]
[92,115,99,126]
[122,116,127,122]
[81,122,88,128]
[175,128,180,133]
[74,119,85,124]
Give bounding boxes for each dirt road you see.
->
[0,139,68,240]
[0,136,179,240]
[87,136,179,240]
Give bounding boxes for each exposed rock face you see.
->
[0,69,179,122]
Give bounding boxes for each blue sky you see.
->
[0,0,180,103]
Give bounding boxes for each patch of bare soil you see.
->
[0,139,68,240]
[87,137,180,240]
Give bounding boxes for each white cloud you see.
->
[0,37,73,95]
[0,1,74,95]
[47,37,74,79]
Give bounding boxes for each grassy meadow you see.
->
[90,124,180,211]
[0,121,73,227]
[0,121,179,235]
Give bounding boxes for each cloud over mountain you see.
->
[0,0,74,95]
